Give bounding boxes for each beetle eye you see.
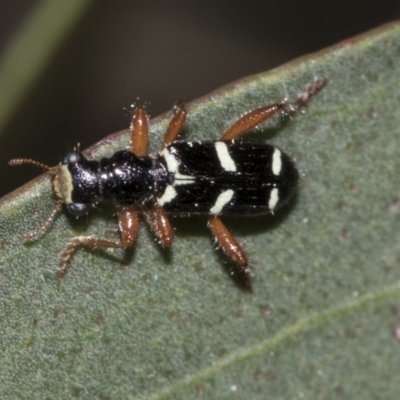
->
[67,203,88,216]
[62,151,84,165]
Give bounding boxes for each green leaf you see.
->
[1,21,400,399]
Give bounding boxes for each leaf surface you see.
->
[1,22,400,399]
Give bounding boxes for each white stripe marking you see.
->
[174,177,195,185]
[157,185,177,206]
[215,142,237,172]
[268,188,279,210]
[161,148,195,185]
[162,148,178,173]
[272,148,282,176]
[210,189,234,215]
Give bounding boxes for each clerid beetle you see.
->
[10,79,325,280]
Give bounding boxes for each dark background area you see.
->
[1,1,399,197]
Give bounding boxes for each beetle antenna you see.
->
[9,158,58,176]
[9,158,53,171]
[23,200,63,240]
